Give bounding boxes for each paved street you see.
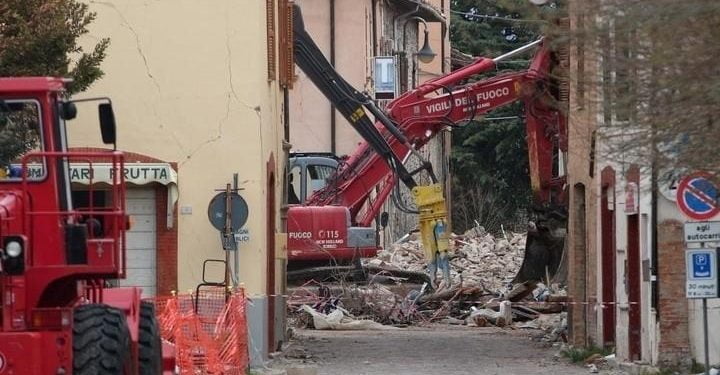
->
[272,326,623,375]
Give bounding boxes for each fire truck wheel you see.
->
[72,304,131,374]
[138,301,163,374]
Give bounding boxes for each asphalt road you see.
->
[270,325,623,375]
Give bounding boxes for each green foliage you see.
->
[450,103,531,232]
[449,0,550,232]
[560,345,613,364]
[0,104,41,167]
[0,0,108,167]
[690,359,706,374]
[0,0,109,94]
[450,0,540,58]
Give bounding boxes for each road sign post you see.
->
[208,174,249,287]
[676,172,720,220]
[684,221,720,243]
[685,249,718,298]
[684,248,718,375]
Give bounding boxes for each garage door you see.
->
[119,189,157,297]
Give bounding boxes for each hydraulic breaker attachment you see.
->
[513,205,567,284]
[413,184,452,287]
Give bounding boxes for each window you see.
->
[0,99,45,180]
[306,164,335,197]
[288,165,301,204]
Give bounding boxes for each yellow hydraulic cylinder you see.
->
[412,183,451,262]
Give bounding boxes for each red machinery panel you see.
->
[287,206,348,255]
[0,331,72,374]
[287,206,378,260]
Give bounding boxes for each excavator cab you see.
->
[288,153,338,204]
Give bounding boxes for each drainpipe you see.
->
[441,0,447,74]
[651,156,659,313]
[281,88,291,230]
[372,0,378,56]
[283,88,290,142]
[330,0,337,154]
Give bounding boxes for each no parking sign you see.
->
[676,172,720,220]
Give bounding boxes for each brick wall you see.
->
[156,182,178,295]
[569,183,588,346]
[657,219,691,367]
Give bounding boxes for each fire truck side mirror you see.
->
[380,212,389,228]
[60,102,77,120]
[98,103,116,145]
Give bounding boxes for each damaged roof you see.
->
[389,0,446,24]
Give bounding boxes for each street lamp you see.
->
[416,28,436,64]
[403,16,436,64]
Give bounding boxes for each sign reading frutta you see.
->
[676,172,720,220]
[14,163,176,185]
[685,249,719,298]
[684,221,720,243]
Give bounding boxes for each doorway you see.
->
[600,167,616,347]
[626,166,641,360]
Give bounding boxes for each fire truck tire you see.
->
[138,301,163,374]
[72,304,131,374]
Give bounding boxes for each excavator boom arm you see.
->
[297,40,559,225]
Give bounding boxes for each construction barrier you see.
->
[148,287,248,374]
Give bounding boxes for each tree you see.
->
[568,0,720,181]
[449,0,551,232]
[0,0,108,168]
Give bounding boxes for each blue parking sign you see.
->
[686,249,719,298]
[692,253,712,278]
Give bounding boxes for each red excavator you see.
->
[287,4,567,285]
[0,78,171,373]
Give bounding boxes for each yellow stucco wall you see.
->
[71,0,284,295]
[289,0,373,156]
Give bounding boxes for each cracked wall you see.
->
[71,0,285,296]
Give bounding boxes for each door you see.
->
[601,167,616,347]
[626,166,641,360]
[120,189,158,297]
[627,212,641,360]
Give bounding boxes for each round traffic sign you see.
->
[658,167,688,202]
[676,172,720,220]
[207,192,249,232]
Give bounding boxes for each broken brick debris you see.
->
[288,227,567,342]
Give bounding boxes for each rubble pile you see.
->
[516,311,568,342]
[288,226,568,344]
[368,227,527,294]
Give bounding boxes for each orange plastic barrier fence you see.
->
[148,287,248,374]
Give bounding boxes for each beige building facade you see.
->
[289,0,451,240]
[72,0,291,364]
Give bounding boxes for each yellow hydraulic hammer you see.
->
[412,183,452,287]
